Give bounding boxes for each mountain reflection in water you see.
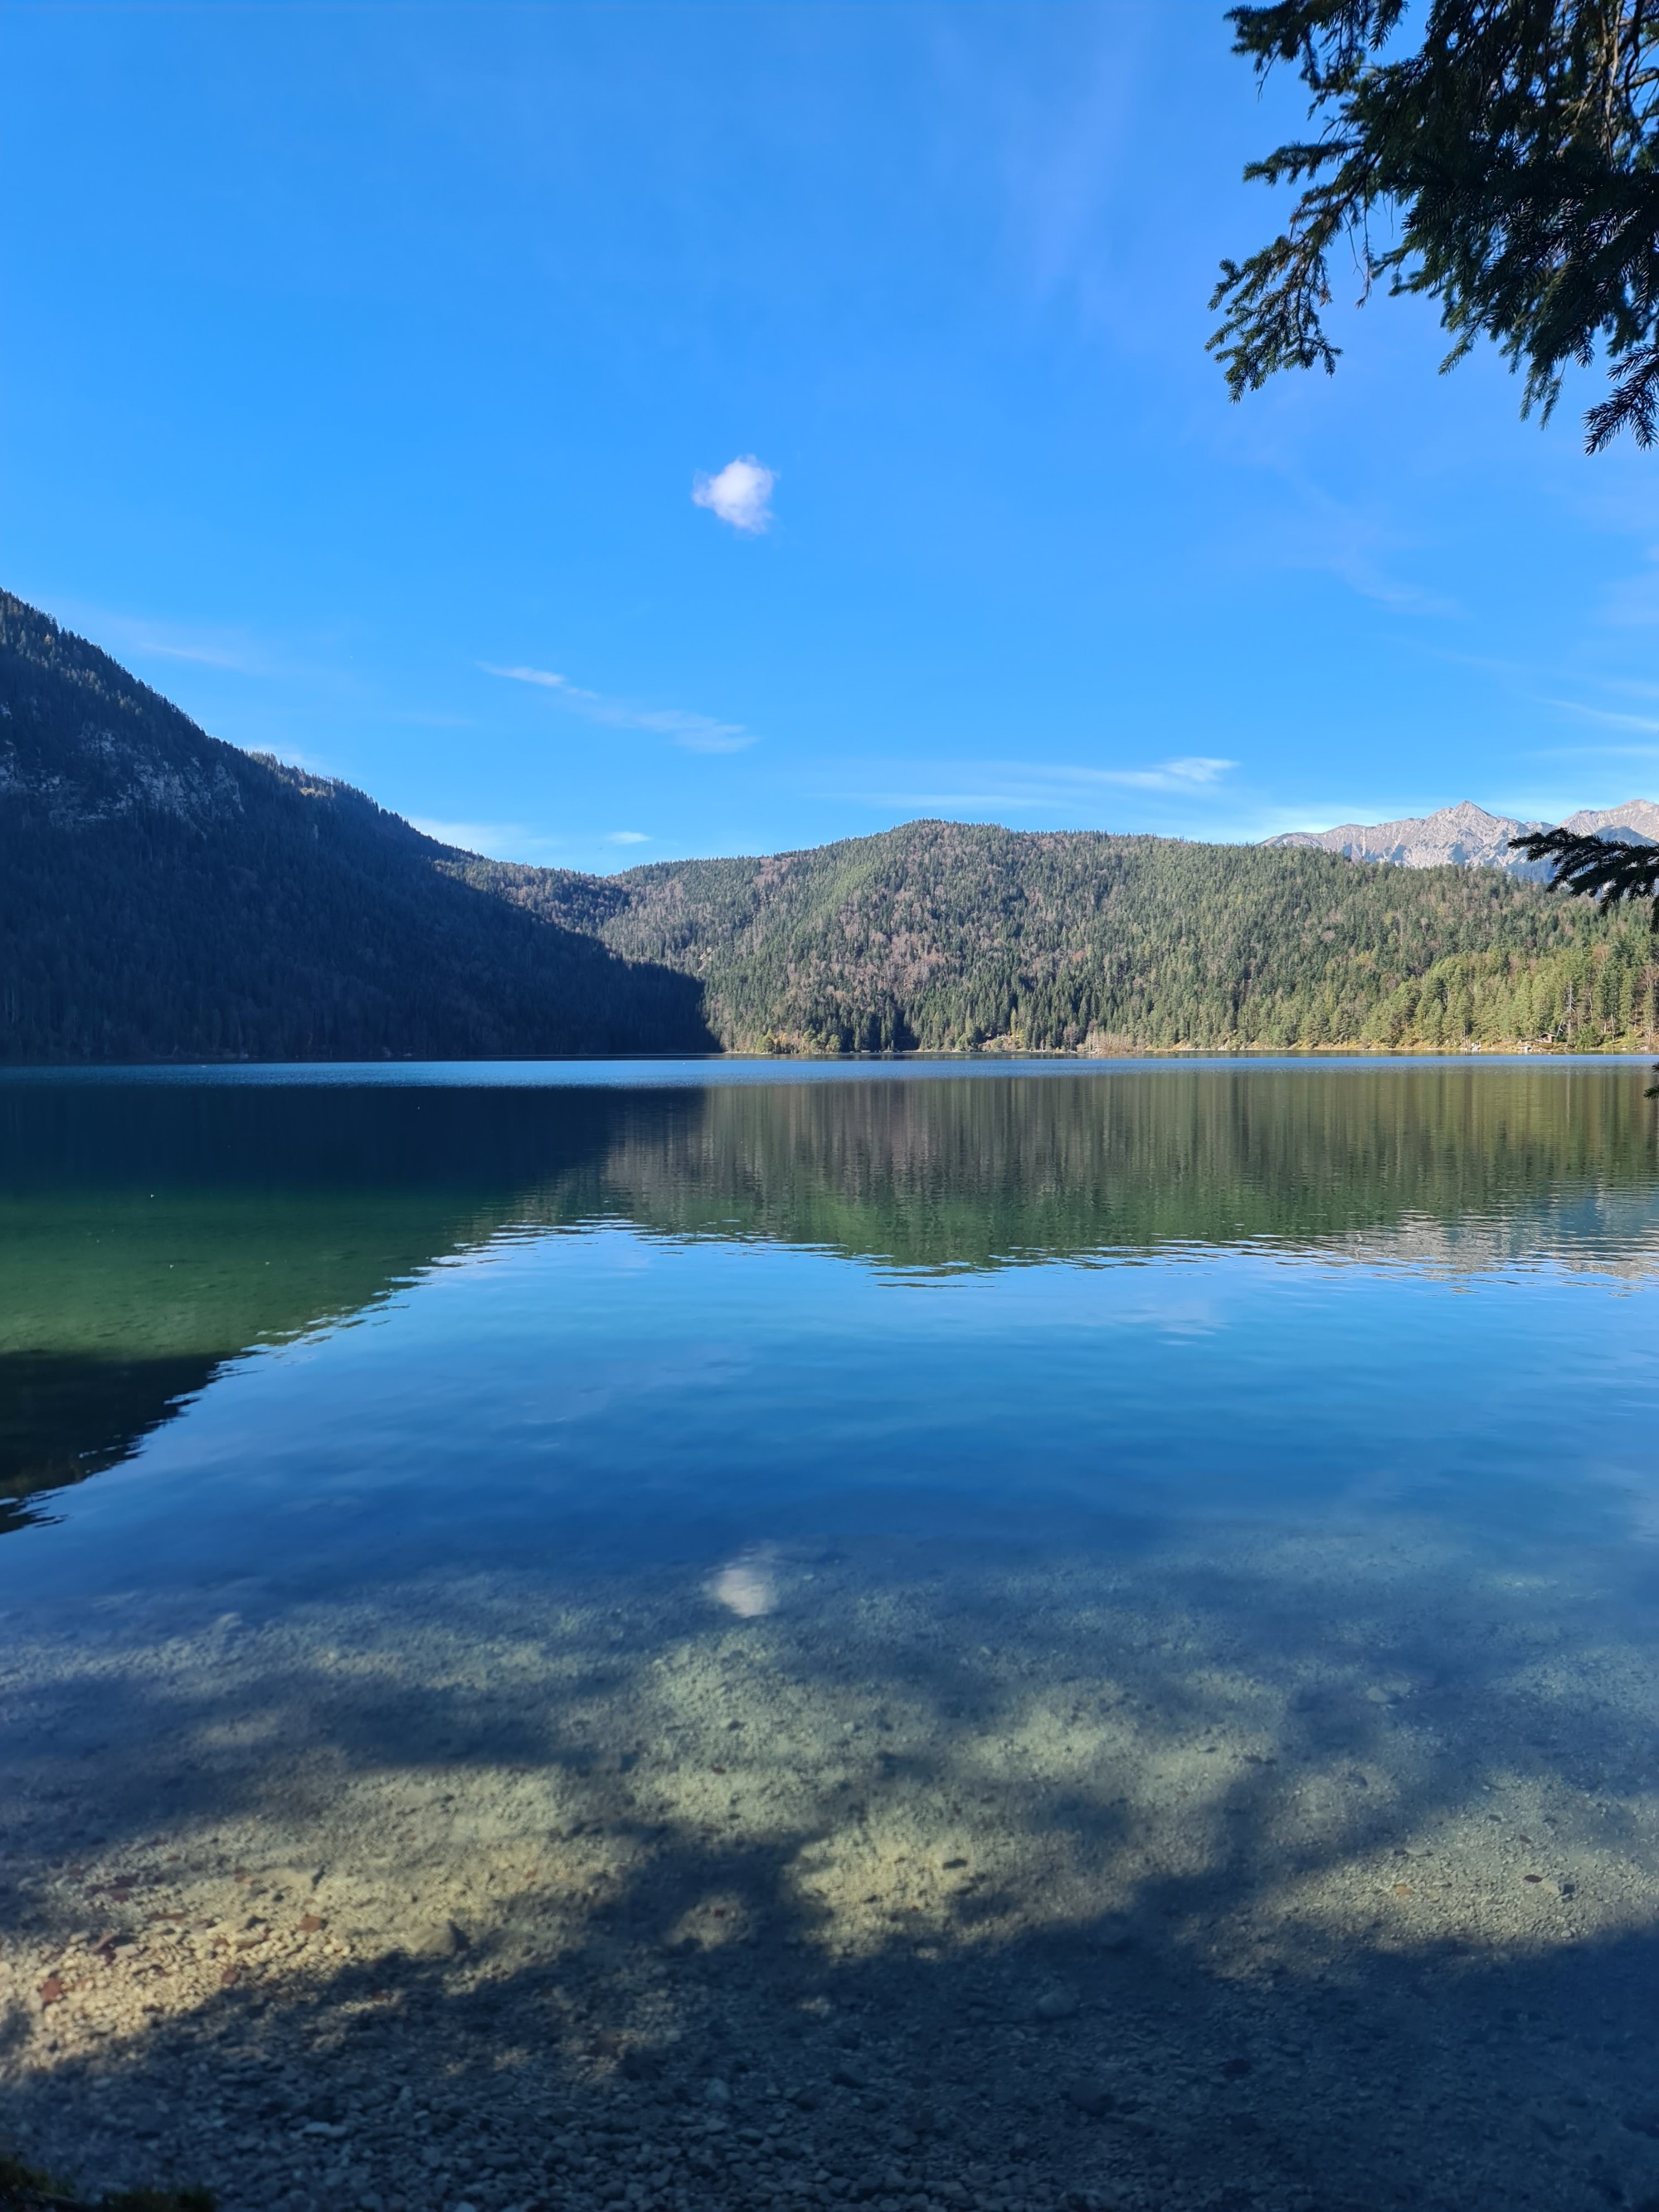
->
[3,1060,1657,1533]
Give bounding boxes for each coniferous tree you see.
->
[1211,2,1659,449]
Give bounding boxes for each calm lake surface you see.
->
[3,1059,1658,2212]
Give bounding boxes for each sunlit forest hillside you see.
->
[464,826,1659,1056]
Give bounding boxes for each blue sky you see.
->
[4,2,1658,874]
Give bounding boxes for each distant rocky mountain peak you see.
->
[1264,797,1659,875]
[1565,797,1659,841]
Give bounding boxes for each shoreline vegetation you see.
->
[720,1038,1655,1059]
[17,1042,1652,1067]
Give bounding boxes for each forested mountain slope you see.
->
[4,587,1656,1060]
[0,593,711,1060]
[460,821,1659,1054]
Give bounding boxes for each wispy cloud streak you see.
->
[69,607,274,677]
[1542,699,1659,737]
[850,756,1237,811]
[481,663,756,753]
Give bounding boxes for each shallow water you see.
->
[3,1060,1659,2212]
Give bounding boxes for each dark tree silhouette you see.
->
[1510,822,1659,917]
[1212,2,1659,451]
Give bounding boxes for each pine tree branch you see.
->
[1511,825,1659,914]
[1216,1,1659,446]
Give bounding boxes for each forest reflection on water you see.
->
[4,1058,1659,1540]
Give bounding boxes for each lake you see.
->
[3,1058,1658,2212]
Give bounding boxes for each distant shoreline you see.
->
[2,1043,1656,1076]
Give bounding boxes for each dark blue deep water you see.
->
[3,1060,1658,2212]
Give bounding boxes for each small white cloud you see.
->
[481,661,756,752]
[605,830,649,845]
[692,455,776,534]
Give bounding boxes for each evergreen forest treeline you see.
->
[3,587,1657,1060]
[462,823,1659,1056]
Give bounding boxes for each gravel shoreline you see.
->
[3,1530,1658,2212]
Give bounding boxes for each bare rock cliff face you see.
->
[0,713,247,830]
[1265,797,1659,874]
[1566,797,1659,842]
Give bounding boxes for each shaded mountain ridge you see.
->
[0,591,713,1060]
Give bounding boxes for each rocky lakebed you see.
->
[2,1529,1658,2212]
